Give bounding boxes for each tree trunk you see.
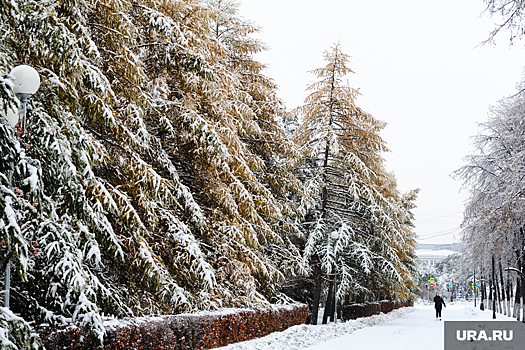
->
[488,277,493,311]
[520,259,524,321]
[521,276,525,322]
[521,230,525,322]
[492,255,497,317]
[499,260,506,315]
[507,263,512,317]
[480,274,486,310]
[322,280,334,324]
[496,278,501,314]
[486,282,489,307]
[311,263,323,325]
[513,277,521,321]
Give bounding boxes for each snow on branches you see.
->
[0,0,417,343]
[455,74,525,273]
[293,44,418,322]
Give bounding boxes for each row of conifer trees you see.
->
[0,0,418,347]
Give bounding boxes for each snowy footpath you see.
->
[216,301,515,350]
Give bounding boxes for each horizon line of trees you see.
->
[0,0,418,348]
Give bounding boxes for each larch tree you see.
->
[0,0,418,346]
[164,0,307,306]
[0,0,306,346]
[293,44,417,324]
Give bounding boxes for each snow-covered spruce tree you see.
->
[293,44,417,324]
[1,0,308,343]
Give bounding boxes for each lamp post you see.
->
[331,230,339,323]
[2,64,40,308]
[10,64,41,131]
[504,267,525,279]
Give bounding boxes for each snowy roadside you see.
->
[305,302,517,350]
[215,307,415,350]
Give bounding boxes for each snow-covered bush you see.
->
[36,305,308,350]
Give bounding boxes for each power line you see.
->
[415,211,463,224]
[417,227,461,240]
[417,226,461,237]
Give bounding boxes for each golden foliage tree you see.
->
[0,0,306,343]
[293,44,418,324]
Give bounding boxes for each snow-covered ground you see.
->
[216,301,516,350]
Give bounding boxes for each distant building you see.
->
[415,243,460,266]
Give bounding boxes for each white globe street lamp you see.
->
[331,230,339,323]
[9,64,40,130]
[10,64,41,94]
[3,65,40,309]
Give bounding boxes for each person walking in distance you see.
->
[434,292,446,320]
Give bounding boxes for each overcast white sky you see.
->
[238,0,525,245]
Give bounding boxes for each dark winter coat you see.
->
[434,295,446,310]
